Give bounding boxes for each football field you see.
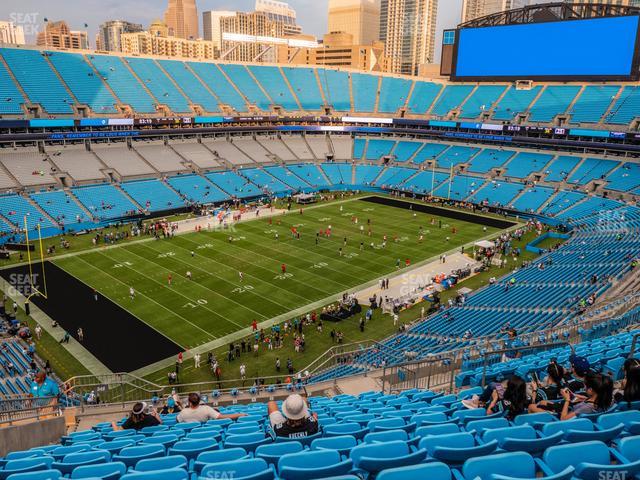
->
[45,196,505,361]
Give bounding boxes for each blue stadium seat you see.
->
[407,81,442,114]
[70,461,126,480]
[482,425,563,454]
[112,445,165,469]
[377,461,452,480]
[350,441,427,476]
[46,51,117,114]
[158,60,219,113]
[277,450,352,480]
[460,451,574,480]
[199,459,274,480]
[6,471,61,480]
[311,435,358,457]
[541,419,624,444]
[0,458,55,480]
[193,449,249,475]
[133,455,187,473]
[541,441,640,480]
[51,450,110,476]
[0,48,73,113]
[120,469,188,480]
[223,433,271,454]
[87,54,155,113]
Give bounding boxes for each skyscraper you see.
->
[255,0,302,35]
[461,0,531,23]
[203,11,236,50]
[328,0,381,45]
[164,0,199,40]
[379,0,438,75]
[97,20,144,52]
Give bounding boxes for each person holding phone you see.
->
[528,361,568,414]
[559,373,613,420]
[120,402,162,431]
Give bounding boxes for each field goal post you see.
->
[23,217,48,302]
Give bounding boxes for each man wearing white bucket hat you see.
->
[268,393,318,438]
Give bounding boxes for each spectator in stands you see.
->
[485,375,531,421]
[615,358,640,406]
[160,397,182,415]
[268,393,318,439]
[529,361,566,414]
[501,329,524,362]
[560,372,613,420]
[177,393,246,423]
[567,355,591,392]
[29,370,59,398]
[121,402,162,431]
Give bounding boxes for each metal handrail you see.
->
[0,396,59,426]
[480,342,570,388]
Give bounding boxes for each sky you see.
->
[0,0,463,59]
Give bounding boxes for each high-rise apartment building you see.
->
[97,20,144,52]
[461,0,531,23]
[219,11,286,63]
[328,0,381,45]
[36,21,88,50]
[379,0,438,75]
[164,0,199,39]
[121,20,215,59]
[0,21,25,45]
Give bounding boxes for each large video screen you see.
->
[453,15,640,81]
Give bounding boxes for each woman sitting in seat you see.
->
[559,372,613,420]
[485,375,531,421]
[614,358,640,407]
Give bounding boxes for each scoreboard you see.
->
[451,15,640,81]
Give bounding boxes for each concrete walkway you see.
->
[354,252,480,306]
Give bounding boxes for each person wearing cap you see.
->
[160,396,182,414]
[566,355,591,393]
[177,393,246,423]
[268,394,318,439]
[121,402,162,431]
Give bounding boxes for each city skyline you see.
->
[0,0,462,59]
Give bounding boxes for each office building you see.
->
[379,0,438,75]
[203,11,236,49]
[255,0,302,35]
[219,11,316,63]
[164,0,199,39]
[328,0,381,45]
[461,0,531,23]
[36,21,88,50]
[280,31,386,71]
[96,20,144,52]
[0,21,25,45]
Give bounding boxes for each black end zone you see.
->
[0,261,182,373]
[361,196,518,230]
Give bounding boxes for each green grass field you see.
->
[52,197,501,352]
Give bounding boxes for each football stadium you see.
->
[0,0,638,477]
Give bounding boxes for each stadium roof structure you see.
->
[459,1,640,28]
